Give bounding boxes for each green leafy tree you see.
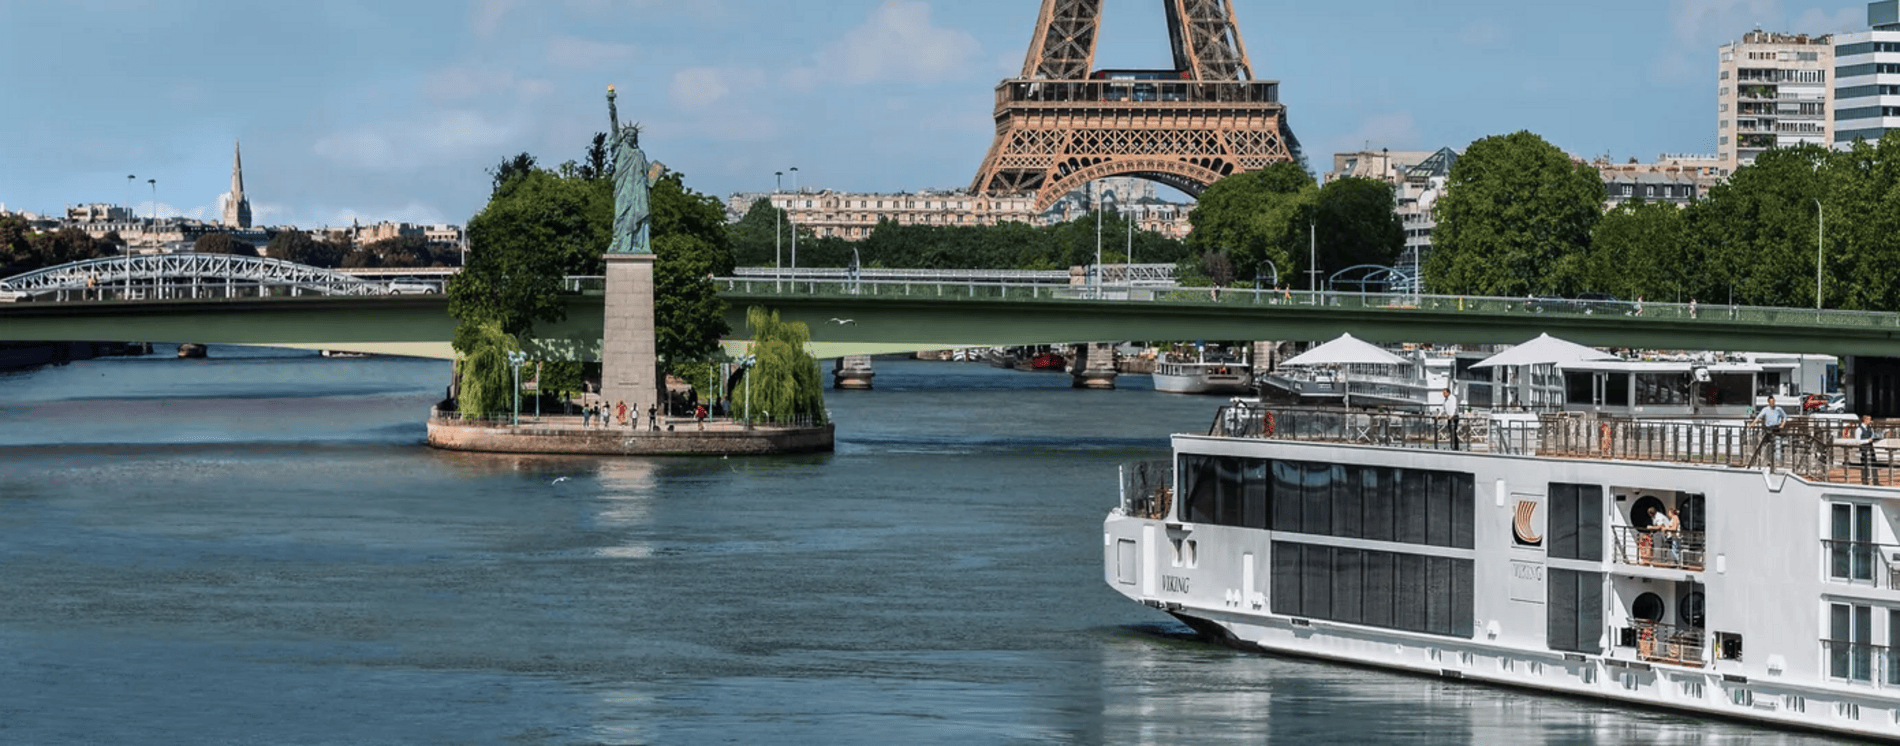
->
[728,198,783,267]
[1822,132,1900,310]
[193,232,258,257]
[1588,199,1684,303]
[1186,162,1316,287]
[0,215,34,274]
[449,169,610,337]
[29,227,111,266]
[1685,144,1829,307]
[1426,131,1605,296]
[453,320,518,418]
[740,306,826,425]
[1313,176,1404,276]
[267,229,348,267]
[654,232,730,371]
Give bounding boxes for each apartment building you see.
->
[1834,1,1900,147]
[1717,31,1834,169]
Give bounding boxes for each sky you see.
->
[0,0,1878,229]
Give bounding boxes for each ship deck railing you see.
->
[1211,404,1900,485]
[1821,640,1900,686]
[1119,459,1174,520]
[1821,539,1900,590]
[1612,526,1707,572]
[1621,621,1707,667]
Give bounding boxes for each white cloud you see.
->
[313,110,519,172]
[669,67,731,109]
[811,0,980,84]
[548,37,637,70]
[470,0,517,37]
[1458,20,1508,48]
[1792,6,1864,33]
[1328,112,1422,156]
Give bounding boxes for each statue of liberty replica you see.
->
[600,84,663,415]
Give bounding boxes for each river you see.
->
[0,348,1833,745]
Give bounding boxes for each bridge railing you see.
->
[712,279,1900,330]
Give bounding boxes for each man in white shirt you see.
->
[1753,396,1787,468]
[1441,387,1461,451]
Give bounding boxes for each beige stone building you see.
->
[727,180,1196,243]
[1596,154,1728,208]
[1718,31,1834,169]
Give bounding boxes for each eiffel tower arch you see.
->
[970,0,1301,214]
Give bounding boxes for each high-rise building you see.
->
[221,139,252,229]
[1833,1,1900,148]
[1717,31,1834,169]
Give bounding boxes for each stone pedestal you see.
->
[601,253,660,415]
[1071,342,1119,389]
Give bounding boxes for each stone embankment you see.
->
[426,410,834,456]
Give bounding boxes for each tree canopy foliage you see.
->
[739,306,826,425]
[1181,163,1402,289]
[193,232,258,257]
[1426,131,1606,297]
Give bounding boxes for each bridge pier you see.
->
[1071,342,1119,389]
[833,355,874,389]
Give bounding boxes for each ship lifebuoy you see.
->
[1599,423,1612,453]
[1264,410,1276,438]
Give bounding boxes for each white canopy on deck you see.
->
[1470,333,1618,369]
[1281,333,1411,367]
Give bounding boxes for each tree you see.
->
[267,229,347,268]
[193,232,258,257]
[28,227,110,267]
[453,320,518,418]
[449,168,610,337]
[1186,162,1316,287]
[654,233,730,371]
[1588,199,1685,302]
[1426,131,1605,296]
[1686,144,1829,307]
[1312,177,1404,276]
[740,307,826,425]
[363,235,440,267]
[488,152,537,197]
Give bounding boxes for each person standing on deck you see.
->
[1753,396,1787,468]
[1441,387,1462,451]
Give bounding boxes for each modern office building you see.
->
[1717,31,1834,169]
[1834,1,1900,148]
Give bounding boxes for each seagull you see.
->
[551,476,569,484]
[829,318,856,325]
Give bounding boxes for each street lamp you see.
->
[1813,197,1824,310]
[849,247,861,293]
[126,174,135,216]
[506,350,527,426]
[147,178,157,221]
[737,354,756,429]
[774,171,783,287]
[1256,259,1279,290]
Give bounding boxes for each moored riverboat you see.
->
[1105,394,1900,740]
[1152,346,1252,396]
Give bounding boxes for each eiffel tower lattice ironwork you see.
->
[970,0,1301,213]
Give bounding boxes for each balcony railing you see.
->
[1622,621,1706,667]
[1821,539,1900,588]
[1822,640,1900,685]
[1612,526,1706,571]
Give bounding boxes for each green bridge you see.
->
[6,278,1900,361]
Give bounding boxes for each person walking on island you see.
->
[648,403,658,432]
[695,403,707,431]
[1441,386,1462,451]
[1752,395,1787,468]
[583,403,593,427]
[615,400,627,427]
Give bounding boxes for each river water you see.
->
[0,349,1836,745]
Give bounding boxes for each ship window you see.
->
[1548,483,1604,561]
[1715,631,1743,661]
[1335,464,1364,539]
[1362,467,1395,542]
[1270,541,1472,639]
[1828,602,1874,682]
[1829,503,1876,582]
[1604,373,1630,406]
[1547,569,1602,653]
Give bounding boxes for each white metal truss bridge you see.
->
[0,254,407,301]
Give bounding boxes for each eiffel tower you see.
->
[970,0,1300,213]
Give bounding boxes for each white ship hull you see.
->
[1152,362,1253,396]
[1105,405,1900,741]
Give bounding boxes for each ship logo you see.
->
[1513,500,1543,546]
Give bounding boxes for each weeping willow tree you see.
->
[741,307,826,426]
[454,320,519,418]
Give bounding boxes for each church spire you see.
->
[223,139,252,229]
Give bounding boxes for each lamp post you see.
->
[1094,193,1103,295]
[1813,197,1824,310]
[147,178,157,221]
[787,167,799,283]
[774,171,783,288]
[737,354,756,429]
[507,350,527,426]
[126,174,135,216]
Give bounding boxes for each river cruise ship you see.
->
[1152,346,1252,396]
[1105,391,1900,739]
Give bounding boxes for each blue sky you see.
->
[0,0,1875,229]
